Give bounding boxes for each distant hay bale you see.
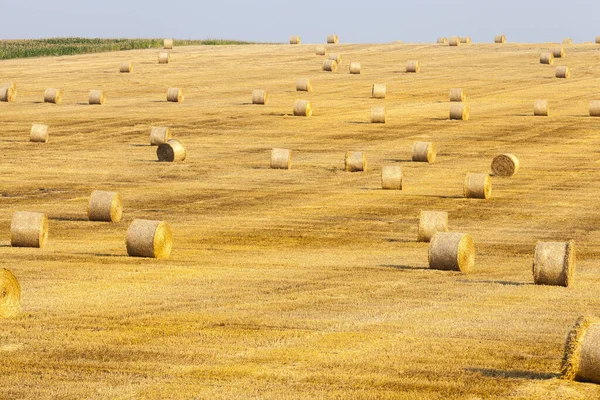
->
[589,101,600,117]
[119,61,132,73]
[596,37,600,44]
[150,126,172,145]
[561,316,600,383]
[252,89,268,105]
[316,46,326,56]
[158,52,170,64]
[418,211,449,242]
[345,151,367,172]
[0,82,17,102]
[540,52,554,65]
[563,38,573,44]
[449,37,461,46]
[371,106,386,123]
[126,219,172,258]
[328,53,342,64]
[428,232,474,272]
[88,190,123,222]
[494,35,506,44]
[381,166,402,190]
[157,139,186,162]
[323,60,338,72]
[30,124,49,143]
[437,37,448,44]
[290,36,301,45]
[293,100,312,116]
[327,34,339,44]
[460,37,471,44]
[449,88,465,102]
[552,47,566,58]
[10,211,48,248]
[534,99,549,116]
[491,154,520,177]
[406,60,420,73]
[372,84,386,99]
[167,87,183,102]
[556,66,571,79]
[44,88,62,104]
[270,148,292,169]
[412,142,436,163]
[89,90,105,105]
[450,103,469,120]
[464,173,491,199]
[164,39,173,49]
[296,78,312,92]
[533,241,575,287]
[349,62,361,74]
[0,269,20,318]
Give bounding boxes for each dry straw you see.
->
[372,84,386,99]
[252,89,268,105]
[371,106,386,123]
[381,166,402,190]
[0,82,17,102]
[589,101,600,117]
[349,62,361,74]
[429,232,474,272]
[158,52,170,64]
[533,241,575,287]
[491,154,520,177]
[164,39,173,49]
[556,66,571,79]
[494,35,506,44]
[534,99,549,116]
[449,88,465,102]
[345,151,367,172]
[270,148,292,169]
[327,34,339,44]
[157,139,186,162]
[0,269,20,318]
[418,211,449,242]
[293,100,312,116]
[289,36,301,44]
[449,37,461,46]
[11,211,48,248]
[406,60,420,73]
[44,88,62,104]
[167,88,183,102]
[464,173,491,199]
[562,316,600,383]
[296,78,312,92]
[316,46,326,56]
[323,60,338,72]
[30,124,49,143]
[328,53,342,64]
[540,52,554,65]
[412,142,436,163]
[437,37,448,44]
[150,127,172,145]
[460,37,472,44]
[88,190,123,222]
[563,38,573,44]
[450,103,469,120]
[126,219,172,258]
[89,90,105,105]
[119,61,132,73]
[552,47,566,58]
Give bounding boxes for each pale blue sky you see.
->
[3,0,598,43]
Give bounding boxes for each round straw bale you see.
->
[252,89,268,105]
[412,142,436,163]
[150,127,172,145]
[449,37,461,46]
[552,47,566,58]
[495,35,506,44]
[30,124,49,143]
[556,66,571,79]
[158,52,170,64]
[157,139,186,162]
[590,101,600,117]
[327,34,339,44]
[428,232,474,272]
[164,39,173,49]
[323,60,338,72]
[450,103,469,120]
[349,62,361,74]
[596,37,600,44]
[372,84,386,99]
[0,269,20,318]
[460,37,472,44]
[119,61,132,73]
[437,37,448,44]
[371,106,386,123]
[491,154,520,177]
[534,99,549,116]
[381,166,402,190]
[289,36,301,44]
[293,100,312,116]
[44,88,61,104]
[89,90,105,105]
[88,190,123,222]
[463,173,491,199]
[296,78,312,92]
[167,87,183,102]
[540,52,555,65]
[316,46,326,55]
[449,88,465,102]
[345,151,367,172]
[563,38,573,44]
[0,82,17,102]
[126,219,172,258]
[418,211,449,242]
[561,316,600,383]
[406,60,420,73]
[270,148,292,169]
[533,241,575,287]
[10,211,48,248]
[328,53,342,64]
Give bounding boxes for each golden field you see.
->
[2,41,600,399]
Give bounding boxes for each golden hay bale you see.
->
[289,36,301,44]
[561,316,600,383]
[316,46,326,56]
[381,166,402,190]
[345,151,367,172]
[494,34,506,44]
[437,37,448,44]
[418,211,449,242]
[328,53,342,64]
[30,124,49,143]
[371,106,386,123]
[327,34,339,44]
[540,52,555,65]
[534,99,549,116]
[164,39,173,49]
[532,241,575,287]
[158,52,170,64]
[372,84,386,99]
[552,47,566,58]
[449,88,465,102]
[88,190,123,222]
[449,37,461,46]
[563,38,573,44]
[252,89,268,105]
[323,60,338,72]
[0,269,20,318]
[150,127,172,145]
[450,103,469,120]
[349,62,361,74]
[119,61,132,73]
[491,154,520,177]
[293,100,312,116]
[412,141,436,163]
[464,173,491,199]
[44,88,61,104]
[126,219,172,259]
[270,148,292,169]
[157,139,186,162]
[11,211,48,248]
[589,101,600,117]
[460,37,472,44]
[89,90,105,105]
[296,78,312,92]
[167,87,183,102]
[0,82,17,102]
[428,232,474,272]
[406,60,420,73]
[556,66,571,79]
[596,37,600,44]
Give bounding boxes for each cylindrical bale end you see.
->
[533,241,575,287]
[437,37,448,44]
[561,316,600,383]
[345,151,367,172]
[449,88,466,102]
[556,66,571,79]
[119,61,133,73]
[349,62,361,74]
[293,100,312,116]
[0,269,21,318]
[126,219,172,259]
[316,46,326,55]
[372,84,386,99]
[44,88,62,104]
[88,190,123,222]
[552,47,566,58]
[540,52,555,65]
[381,166,402,190]
[167,88,183,102]
[10,211,48,248]
[270,148,292,169]
[590,101,600,117]
[494,35,506,44]
[406,60,420,73]
[158,52,170,64]
[429,232,474,272]
[534,99,549,116]
[89,90,105,105]
[30,124,49,143]
[463,173,492,199]
[252,89,268,105]
[296,78,312,92]
[323,60,338,72]
[157,139,186,162]
[289,36,301,45]
[371,106,386,123]
[491,154,520,177]
[412,142,436,163]
[0,82,17,102]
[163,39,173,49]
[150,127,172,146]
[450,103,469,120]
[449,37,461,46]
[418,211,449,242]
[327,34,339,44]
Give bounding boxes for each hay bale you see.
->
[30,124,49,143]
[328,53,342,64]
[323,60,338,72]
[270,148,292,169]
[252,89,268,105]
[460,37,472,44]
[540,52,555,65]
[381,166,402,190]
[449,88,465,102]
[494,35,506,44]
[290,36,301,44]
[157,139,186,162]
[293,100,312,116]
[372,84,386,99]
[464,173,491,199]
[437,37,448,44]
[590,101,600,117]
[450,103,469,120]
[164,39,173,49]
[119,61,132,73]
[327,34,339,44]
[563,38,573,44]
[532,241,575,287]
[296,78,312,92]
[150,127,172,146]
[44,88,61,104]
[428,232,474,272]
[449,37,461,46]
[556,66,571,79]
[371,106,386,123]
[418,211,449,242]
[534,99,549,116]
[316,46,326,56]
[552,47,566,58]
[0,269,20,318]
[562,316,600,383]
[491,154,520,177]
[126,219,172,258]
[89,90,105,105]
[412,142,436,163]
[158,52,170,64]
[0,82,17,102]
[406,60,420,73]
[596,37,600,44]
[167,87,183,103]
[10,211,48,248]
[345,151,367,172]
[349,62,361,74]
[88,190,123,222]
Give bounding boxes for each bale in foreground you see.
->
[464,173,491,199]
[44,88,61,104]
[0,269,20,318]
[252,89,268,105]
[271,148,292,169]
[0,82,17,102]
[150,127,172,145]
[88,190,123,222]
[11,211,48,248]
[412,141,436,163]
[126,219,172,258]
[491,154,520,177]
[371,106,386,123]
[345,151,367,172]
[30,124,49,143]
[381,166,402,190]
[450,103,469,120]
[562,316,600,383]
[167,88,183,102]
[418,211,448,242]
[89,90,105,105]
[293,100,312,116]
[533,241,575,287]
[157,139,186,162]
[429,232,474,272]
